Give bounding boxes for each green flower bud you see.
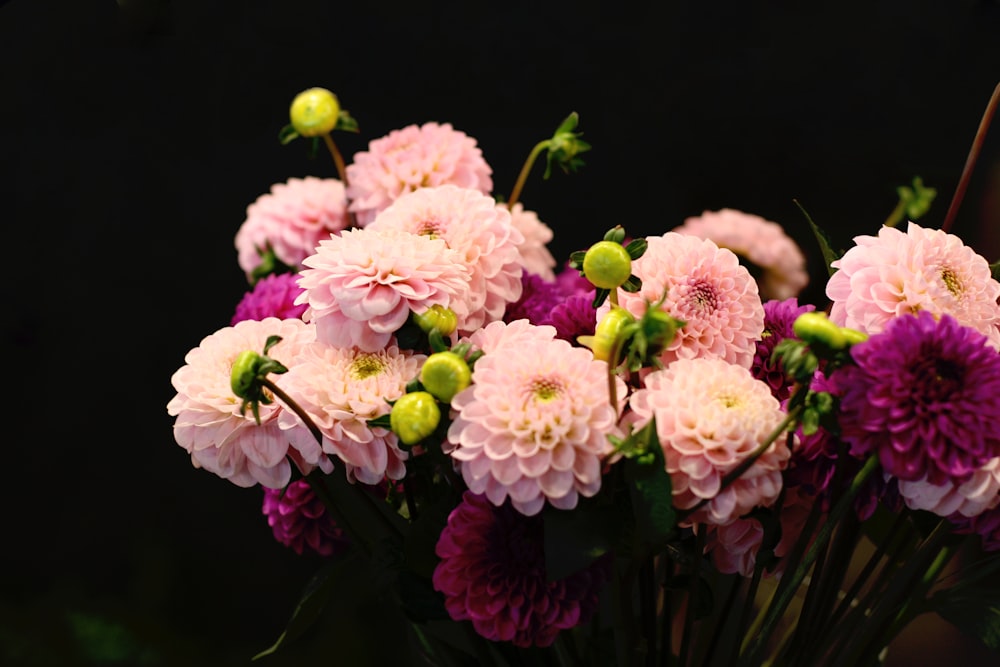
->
[289,87,340,137]
[231,350,265,399]
[582,240,632,290]
[583,307,636,362]
[412,305,458,336]
[390,391,441,445]
[420,351,472,403]
[792,311,847,350]
[840,327,869,346]
[642,309,682,358]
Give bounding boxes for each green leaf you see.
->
[623,427,675,548]
[932,586,1000,651]
[991,260,1000,283]
[543,499,624,581]
[794,199,842,277]
[334,110,360,133]
[278,123,299,145]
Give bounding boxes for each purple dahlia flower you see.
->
[232,272,307,325]
[752,298,815,402]
[262,479,348,557]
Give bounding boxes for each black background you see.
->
[3,0,1000,665]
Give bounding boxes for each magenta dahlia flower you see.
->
[295,227,470,352]
[503,273,564,326]
[345,122,493,226]
[166,318,331,489]
[235,176,349,280]
[835,311,1000,486]
[262,479,348,557]
[826,221,1000,348]
[446,333,623,516]
[506,202,557,281]
[673,208,809,300]
[601,232,765,368]
[751,298,816,402]
[628,357,790,526]
[231,272,308,325]
[547,292,598,345]
[432,491,611,647]
[368,185,524,332]
[277,341,424,484]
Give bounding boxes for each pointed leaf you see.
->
[794,199,842,277]
[278,124,299,145]
[932,586,1000,651]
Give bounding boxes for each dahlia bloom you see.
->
[601,232,765,368]
[547,291,598,345]
[368,184,525,332]
[167,318,330,489]
[461,318,558,356]
[826,221,1000,348]
[506,202,557,281]
[345,122,493,226]
[896,457,1000,518]
[295,227,470,352]
[432,491,611,647]
[673,208,809,300]
[447,334,624,516]
[235,176,349,280]
[231,272,307,325]
[628,357,790,526]
[835,311,1000,486]
[503,273,564,326]
[278,341,424,484]
[262,479,348,557]
[751,298,816,402]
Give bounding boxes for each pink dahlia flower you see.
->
[601,232,765,368]
[345,122,493,226]
[826,221,1000,348]
[368,185,524,332]
[235,176,349,280]
[295,227,470,352]
[835,312,1000,486]
[506,202,557,281]
[673,208,809,300]
[166,318,331,489]
[896,457,1000,518]
[628,357,790,526]
[278,341,424,484]
[460,318,558,356]
[231,272,307,325]
[432,491,611,647]
[447,336,623,516]
[262,479,348,557]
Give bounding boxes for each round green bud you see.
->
[289,87,340,137]
[390,391,441,445]
[643,309,681,357]
[412,305,458,336]
[230,350,264,399]
[793,311,847,350]
[589,307,636,362]
[582,240,632,290]
[420,351,472,403]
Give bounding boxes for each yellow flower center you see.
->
[940,266,963,297]
[350,353,386,379]
[531,377,563,402]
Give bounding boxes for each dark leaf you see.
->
[932,586,1000,651]
[794,199,842,277]
[543,500,624,581]
[623,428,675,548]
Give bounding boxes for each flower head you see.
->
[826,221,1000,348]
[507,203,557,281]
[896,457,1000,518]
[834,311,1000,485]
[751,298,816,402]
[447,334,623,516]
[504,273,564,326]
[345,122,493,226]
[368,184,524,332]
[628,357,790,526]
[166,318,329,489]
[231,272,308,325]
[235,176,349,280]
[432,491,611,647]
[547,291,598,344]
[262,479,348,557]
[295,227,470,352]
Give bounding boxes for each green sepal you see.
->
[603,226,626,244]
[794,199,843,277]
[620,274,642,293]
[542,498,622,582]
[624,238,647,260]
[568,249,587,271]
[591,287,611,309]
[334,110,360,133]
[543,111,591,179]
[249,242,296,285]
[427,328,450,354]
[367,413,393,430]
[278,124,300,145]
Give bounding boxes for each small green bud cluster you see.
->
[229,336,289,423]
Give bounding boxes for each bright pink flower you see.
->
[262,479,348,557]
[673,208,809,300]
[235,176,349,280]
[506,202,557,281]
[369,185,524,332]
[167,318,330,488]
[231,272,307,325]
[345,122,493,226]
[295,227,470,352]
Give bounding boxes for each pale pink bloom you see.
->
[295,227,470,352]
[461,318,558,356]
[278,341,424,484]
[446,337,624,516]
[827,222,1000,348]
[506,202,557,281]
[896,457,1000,518]
[345,122,493,226]
[601,232,765,368]
[672,209,808,300]
[235,177,349,280]
[369,185,525,332]
[628,358,790,526]
[167,318,330,489]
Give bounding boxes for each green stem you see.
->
[322,132,359,229]
[507,140,550,209]
[678,529,707,667]
[883,198,908,228]
[941,80,1000,233]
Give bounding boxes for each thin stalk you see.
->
[507,140,549,209]
[783,528,831,662]
[727,566,763,666]
[880,544,957,646]
[883,198,908,228]
[941,81,1000,233]
[613,559,640,667]
[639,556,658,667]
[702,575,743,667]
[678,530,707,667]
[321,132,359,229]
[659,559,675,667]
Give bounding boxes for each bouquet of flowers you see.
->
[166,85,1000,666]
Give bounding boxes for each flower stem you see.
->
[322,132,350,186]
[678,529,707,667]
[507,140,549,209]
[941,80,1000,233]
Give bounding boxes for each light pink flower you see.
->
[369,185,525,332]
[461,318,558,356]
[278,341,424,484]
[672,208,809,300]
[506,202,557,281]
[896,457,1000,518]
[446,337,624,516]
[345,122,493,226]
[235,177,349,280]
[601,232,765,368]
[295,227,470,352]
[167,318,330,488]
[628,357,790,526]
[826,221,1000,348]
